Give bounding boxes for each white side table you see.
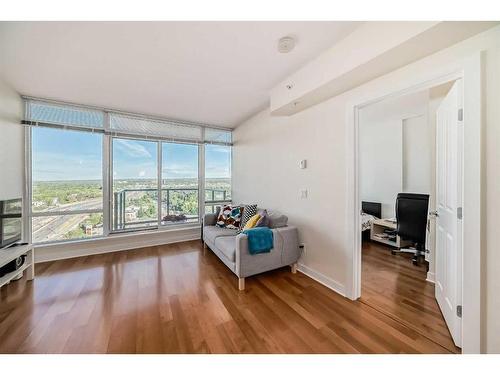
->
[0,244,34,288]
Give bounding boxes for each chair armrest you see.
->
[203,213,218,226]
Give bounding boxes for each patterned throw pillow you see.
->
[238,204,258,233]
[216,205,244,229]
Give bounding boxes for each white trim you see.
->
[346,53,483,353]
[426,271,436,283]
[34,226,201,263]
[297,263,346,297]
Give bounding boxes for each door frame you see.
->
[346,52,483,353]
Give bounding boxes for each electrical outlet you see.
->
[299,243,306,255]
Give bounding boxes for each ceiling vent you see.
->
[278,36,295,53]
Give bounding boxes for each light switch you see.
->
[299,159,307,169]
[300,189,308,199]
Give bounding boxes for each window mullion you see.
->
[199,128,206,221]
[157,141,162,228]
[103,112,111,237]
[25,125,33,244]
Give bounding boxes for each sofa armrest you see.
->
[203,213,218,226]
[235,226,300,278]
[273,226,300,266]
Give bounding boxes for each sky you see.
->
[32,127,231,181]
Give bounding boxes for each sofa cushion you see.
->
[216,205,244,229]
[238,204,258,233]
[255,209,269,227]
[214,236,236,262]
[268,212,288,228]
[204,226,237,244]
[243,214,261,230]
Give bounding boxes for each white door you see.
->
[435,79,463,347]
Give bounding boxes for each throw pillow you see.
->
[255,209,269,227]
[238,204,258,233]
[243,214,261,231]
[216,205,244,229]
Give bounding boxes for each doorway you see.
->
[347,56,483,353]
[357,82,460,352]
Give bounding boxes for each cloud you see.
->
[114,139,152,158]
[162,163,197,178]
[205,165,230,179]
[139,170,146,177]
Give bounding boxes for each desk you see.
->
[370,219,411,248]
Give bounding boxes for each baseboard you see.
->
[426,271,436,283]
[297,263,346,297]
[34,227,201,263]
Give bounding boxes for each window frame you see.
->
[29,126,106,244]
[25,98,232,245]
[160,140,201,227]
[110,135,160,233]
[204,143,233,214]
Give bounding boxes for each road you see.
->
[32,199,102,242]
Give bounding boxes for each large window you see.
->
[205,144,232,213]
[26,99,232,244]
[31,127,103,243]
[112,138,158,231]
[162,143,199,224]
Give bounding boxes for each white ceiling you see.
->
[0,21,360,128]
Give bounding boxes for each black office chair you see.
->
[391,193,429,266]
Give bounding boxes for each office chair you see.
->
[391,193,429,266]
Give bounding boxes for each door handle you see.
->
[429,210,439,218]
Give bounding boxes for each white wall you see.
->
[359,90,429,218]
[233,26,500,353]
[403,114,431,194]
[0,78,23,200]
[359,112,402,219]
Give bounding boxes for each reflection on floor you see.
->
[361,240,460,353]
[1,240,456,353]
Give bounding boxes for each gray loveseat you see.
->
[202,208,301,290]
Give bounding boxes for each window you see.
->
[26,98,232,243]
[112,138,158,231]
[31,127,103,243]
[205,144,232,213]
[161,143,199,224]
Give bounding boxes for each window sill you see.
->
[34,222,201,249]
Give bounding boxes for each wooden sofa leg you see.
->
[238,277,245,291]
[203,242,207,255]
[291,263,298,274]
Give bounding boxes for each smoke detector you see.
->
[278,36,295,53]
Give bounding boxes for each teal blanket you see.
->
[242,227,273,254]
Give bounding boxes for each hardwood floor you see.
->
[0,240,456,353]
[361,241,460,353]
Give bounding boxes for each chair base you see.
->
[391,247,426,266]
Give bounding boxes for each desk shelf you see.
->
[370,219,411,248]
